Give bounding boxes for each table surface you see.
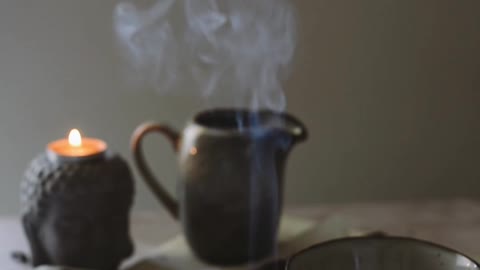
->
[2,199,480,269]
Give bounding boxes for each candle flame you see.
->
[68,129,82,147]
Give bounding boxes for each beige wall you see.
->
[0,0,478,214]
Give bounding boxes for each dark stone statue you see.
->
[21,152,135,270]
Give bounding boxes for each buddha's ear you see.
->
[21,213,50,266]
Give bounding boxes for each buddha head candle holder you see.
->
[20,130,134,270]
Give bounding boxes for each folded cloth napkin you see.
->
[35,266,92,270]
[122,215,317,270]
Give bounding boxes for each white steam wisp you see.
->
[114,0,297,111]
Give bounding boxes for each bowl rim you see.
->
[285,235,480,270]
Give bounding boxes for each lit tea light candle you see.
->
[47,129,107,162]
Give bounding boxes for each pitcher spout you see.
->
[280,113,308,144]
[255,110,308,153]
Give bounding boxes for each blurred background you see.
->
[0,0,478,214]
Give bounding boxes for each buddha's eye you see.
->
[54,218,89,236]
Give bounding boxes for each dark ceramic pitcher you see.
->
[131,108,307,266]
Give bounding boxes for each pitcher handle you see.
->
[131,122,180,219]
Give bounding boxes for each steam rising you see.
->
[114,0,297,111]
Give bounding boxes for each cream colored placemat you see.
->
[122,215,317,270]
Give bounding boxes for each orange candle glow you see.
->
[47,129,107,159]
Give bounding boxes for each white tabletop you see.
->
[2,199,480,269]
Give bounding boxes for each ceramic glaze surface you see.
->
[287,237,479,270]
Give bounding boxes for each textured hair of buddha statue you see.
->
[20,152,135,269]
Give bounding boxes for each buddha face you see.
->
[25,192,133,270]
